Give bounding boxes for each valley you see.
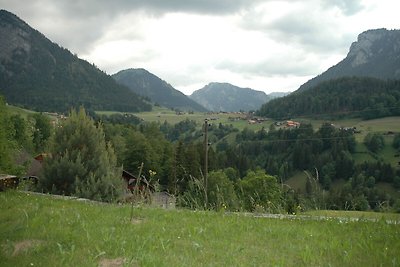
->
[1,7,400,266]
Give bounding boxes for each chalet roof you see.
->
[0,174,17,180]
[122,170,137,181]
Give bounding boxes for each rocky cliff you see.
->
[298,28,400,91]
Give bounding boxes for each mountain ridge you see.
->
[113,68,208,112]
[190,82,283,112]
[298,28,400,91]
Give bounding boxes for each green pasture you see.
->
[5,104,36,118]
[1,191,399,266]
[98,107,272,131]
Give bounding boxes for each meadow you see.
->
[1,191,399,266]
[97,107,272,131]
[98,107,400,137]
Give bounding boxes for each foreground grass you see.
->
[1,191,399,266]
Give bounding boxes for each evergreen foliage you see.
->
[40,108,124,202]
[31,113,52,153]
[257,77,400,119]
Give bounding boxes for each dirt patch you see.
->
[12,240,44,256]
[98,257,126,267]
[131,218,144,225]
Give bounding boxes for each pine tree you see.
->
[40,107,124,202]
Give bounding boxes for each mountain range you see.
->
[0,9,288,114]
[0,10,151,113]
[190,82,287,112]
[113,68,207,112]
[1,9,399,116]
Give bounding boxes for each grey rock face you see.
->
[348,29,399,67]
[298,28,400,92]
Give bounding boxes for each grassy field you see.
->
[1,191,399,266]
[98,107,272,131]
[5,104,36,118]
[98,107,400,135]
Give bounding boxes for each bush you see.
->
[207,170,238,211]
[238,170,283,213]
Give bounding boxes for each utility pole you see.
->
[204,118,209,209]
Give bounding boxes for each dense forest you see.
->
[1,97,399,213]
[257,77,400,119]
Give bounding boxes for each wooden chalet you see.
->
[122,170,153,192]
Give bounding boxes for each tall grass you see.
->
[1,191,399,266]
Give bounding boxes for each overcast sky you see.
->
[1,0,399,94]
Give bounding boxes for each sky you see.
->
[1,0,399,95]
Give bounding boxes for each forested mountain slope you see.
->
[0,10,151,112]
[257,77,400,119]
[190,82,272,112]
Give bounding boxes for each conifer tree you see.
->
[41,107,124,202]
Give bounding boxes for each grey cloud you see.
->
[240,3,355,55]
[321,0,365,16]
[266,15,353,53]
[216,57,319,77]
[40,0,266,18]
[0,0,265,55]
